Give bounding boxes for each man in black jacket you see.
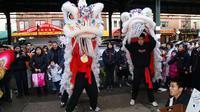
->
[166,77,191,107]
[12,45,29,97]
[190,40,200,91]
[48,41,64,69]
[125,33,158,106]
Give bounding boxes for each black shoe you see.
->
[60,102,66,108]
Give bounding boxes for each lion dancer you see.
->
[125,32,158,106]
[121,8,162,107]
[60,0,103,112]
[65,38,100,112]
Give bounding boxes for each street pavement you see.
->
[0,87,168,112]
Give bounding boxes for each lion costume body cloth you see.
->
[59,0,104,111]
[60,0,104,97]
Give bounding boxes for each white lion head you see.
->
[61,0,104,39]
[121,8,155,43]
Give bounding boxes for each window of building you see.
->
[119,21,121,27]
[114,20,118,27]
[161,21,169,27]
[35,20,45,26]
[52,20,61,27]
[181,20,191,29]
[194,22,197,29]
[19,21,29,30]
[5,23,7,31]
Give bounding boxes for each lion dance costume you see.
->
[121,8,162,104]
[59,0,104,111]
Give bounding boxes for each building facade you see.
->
[4,12,200,44]
[0,13,17,41]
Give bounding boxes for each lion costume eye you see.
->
[67,12,74,20]
[69,14,74,19]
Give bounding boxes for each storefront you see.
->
[12,23,64,45]
[179,29,199,41]
[160,28,176,44]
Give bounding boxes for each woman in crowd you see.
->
[102,42,117,91]
[168,50,179,79]
[168,43,191,88]
[30,47,48,96]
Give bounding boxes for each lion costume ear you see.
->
[141,7,153,19]
[62,1,79,22]
[91,3,104,18]
[121,12,130,23]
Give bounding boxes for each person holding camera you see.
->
[12,45,29,98]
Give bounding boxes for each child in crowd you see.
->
[158,48,168,92]
[47,61,62,92]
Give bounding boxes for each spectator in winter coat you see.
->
[25,43,35,89]
[168,50,179,79]
[168,44,191,88]
[11,45,30,98]
[43,45,50,64]
[165,77,191,107]
[190,40,200,91]
[102,42,117,91]
[161,48,167,84]
[47,61,62,92]
[166,43,176,81]
[48,42,64,93]
[116,46,130,87]
[48,41,64,69]
[30,47,48,96]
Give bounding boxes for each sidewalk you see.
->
[1,87,168,112]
